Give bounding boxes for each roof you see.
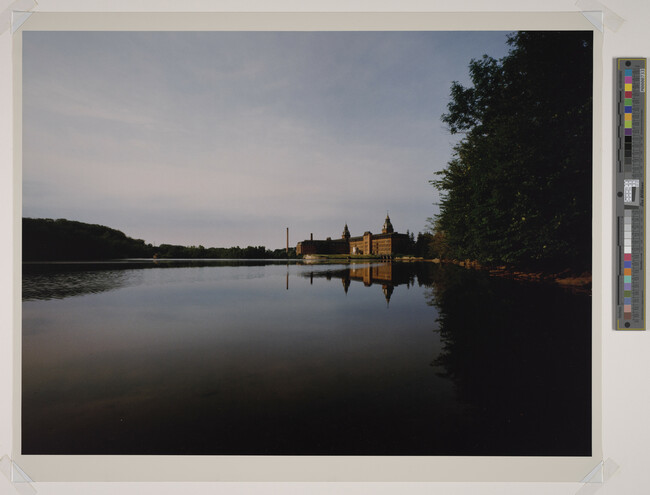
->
[348,232,408,241]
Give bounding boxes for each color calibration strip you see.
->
[623,210,633,320]
[615,58,645,330]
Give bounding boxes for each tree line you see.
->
[22,218,297,261]
[429,31,592,273]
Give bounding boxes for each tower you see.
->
[382,284,394,306]
[382,213,394,234]
[342,223,351,241]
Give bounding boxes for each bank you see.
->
[299,254,591,292]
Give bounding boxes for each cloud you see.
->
[22,30,511,248]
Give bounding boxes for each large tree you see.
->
[433,31,592,272]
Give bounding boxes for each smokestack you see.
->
[286,227,289,254]
[310,233,313,241]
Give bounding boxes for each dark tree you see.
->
[23,218,153,261]
[23,217,297,261]
[433,31,592,272]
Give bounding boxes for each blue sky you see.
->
[22,31,511,249]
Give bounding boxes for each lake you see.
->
[21,260,591,456]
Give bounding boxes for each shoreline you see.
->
[302,255,591,292]
[439,258,591,293]
[24,255,592,292]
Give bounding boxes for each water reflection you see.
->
[22,261,591,456]
[299,262,592,455]
[301,263,416,305]
[22,259,298,300]
[425,264,592,455]
[22,267,135,300]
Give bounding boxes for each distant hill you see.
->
[22,217,297,261]
[23,218,153,261]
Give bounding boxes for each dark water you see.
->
[22,260,591,456]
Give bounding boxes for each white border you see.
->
[1,2,616,492]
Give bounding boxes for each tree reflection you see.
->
[307,261,593,455]
[425,263,591,455]
[22,260,592,456]
[22,259,292,301]
[23,269,134,301]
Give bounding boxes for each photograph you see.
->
[20,28,593,457]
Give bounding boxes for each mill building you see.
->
[296,214,409,256]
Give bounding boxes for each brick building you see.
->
[296,215,410,256]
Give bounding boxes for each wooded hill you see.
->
[22,218,295,261]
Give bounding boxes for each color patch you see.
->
[617,61,645,330]
[623,209,633,321]
[625,67,633,145]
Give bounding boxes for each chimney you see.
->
[310,233,313,241]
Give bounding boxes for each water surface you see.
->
[22,260,591,455]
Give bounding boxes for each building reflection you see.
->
[301,263,414,306]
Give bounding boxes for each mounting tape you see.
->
[0,0,37,35]
[575,0,625,32]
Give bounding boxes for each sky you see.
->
[22,30,511,249]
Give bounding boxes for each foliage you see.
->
[23,218,152,261]
[22,218,298,261]
[432,31,592,272]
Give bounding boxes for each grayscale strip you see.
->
[616,58,646,330]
